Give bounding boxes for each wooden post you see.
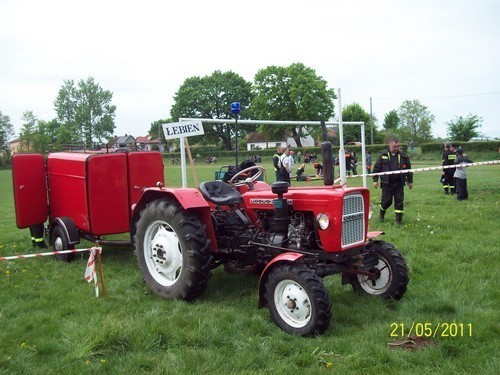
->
[184,138,199,187]
[95,242,107,298]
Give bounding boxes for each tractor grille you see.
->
[341,194,365,247]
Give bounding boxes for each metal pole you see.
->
[179,118,363,127]
[370,97,374,145]
[338,89,347,187]
[235,115,239,165]
[360,123,367,188]
[159,123,162,152]
[180,136,187,187]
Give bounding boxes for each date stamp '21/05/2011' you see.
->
[390,322,473,338]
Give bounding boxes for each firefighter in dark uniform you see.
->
[373,138,413,225]
[273,146,283,182]
[441,143,457,194]
[29,224,47,248]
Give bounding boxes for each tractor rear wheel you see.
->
[51,224,75,262]
[265,263,332,336]
[134,198,212,301]
[348,241,409,300]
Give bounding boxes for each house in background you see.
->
[8,138,22,154]
[246,130,316,150]
[136,134,165,152]
[315,127,337,146]
[108,134,136,151]
[246,132,287,151]
[288,133,315,148]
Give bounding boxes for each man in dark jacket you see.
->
[454,148,473,201]
[373,138,413,225]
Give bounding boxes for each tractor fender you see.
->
[257,252,305,308]
[49,217,80,245]
[130,188,217,251]
[136,187,210,210]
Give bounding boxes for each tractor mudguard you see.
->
[137,187,210,210]
[130,187,217,251]
[257,252,305,308]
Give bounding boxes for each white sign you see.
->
[162,120,204,140]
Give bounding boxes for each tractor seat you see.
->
[199,180,243,205]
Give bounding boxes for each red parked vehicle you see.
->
[12,150,409,336]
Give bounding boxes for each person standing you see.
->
[441,143,457,195]
[373,138,414,225]
[365,151,372,173]
[344,150,353,175]
[279,148,291,185]
[454,149,473,201]
[273,146,283,182]
[288,150,295,181]
[351,151,358,175]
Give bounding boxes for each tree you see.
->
[398,100,434,144]
[18,111,60,153]
[19,110,37,151]
[170,71,254,150]
[383,110,400,131]
[446,114,482,141]
[33,120,59,154]
[251,63,336,147]
[54,77,116,146]
[149,119,167,143]
[54,79,77,125]
[341,103,374,145]
[0,111,14,154]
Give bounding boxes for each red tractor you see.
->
[12,150,409,336]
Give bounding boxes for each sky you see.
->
[1,0,499,141]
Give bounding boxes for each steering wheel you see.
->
[229,166,265,187]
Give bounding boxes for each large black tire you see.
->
[265,263,332,336]
[51,224,75,262]
[348,241,409,300]
[134,199,212,301]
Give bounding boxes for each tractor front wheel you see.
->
[265,263,332,336]
[348,241,409,300]
[134,199,212,301]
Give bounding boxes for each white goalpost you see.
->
[178,90,368,188]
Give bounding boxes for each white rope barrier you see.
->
[334,160,499,184]
[0,246,104,298]
[0,247,98,261]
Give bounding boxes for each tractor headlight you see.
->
[316,213,330,230]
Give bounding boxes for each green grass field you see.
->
[1,152,499,374]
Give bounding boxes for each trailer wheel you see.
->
[134,199,212,301]
[265,263,332,336]
[51,224,75,262]
[348,242,409,300]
